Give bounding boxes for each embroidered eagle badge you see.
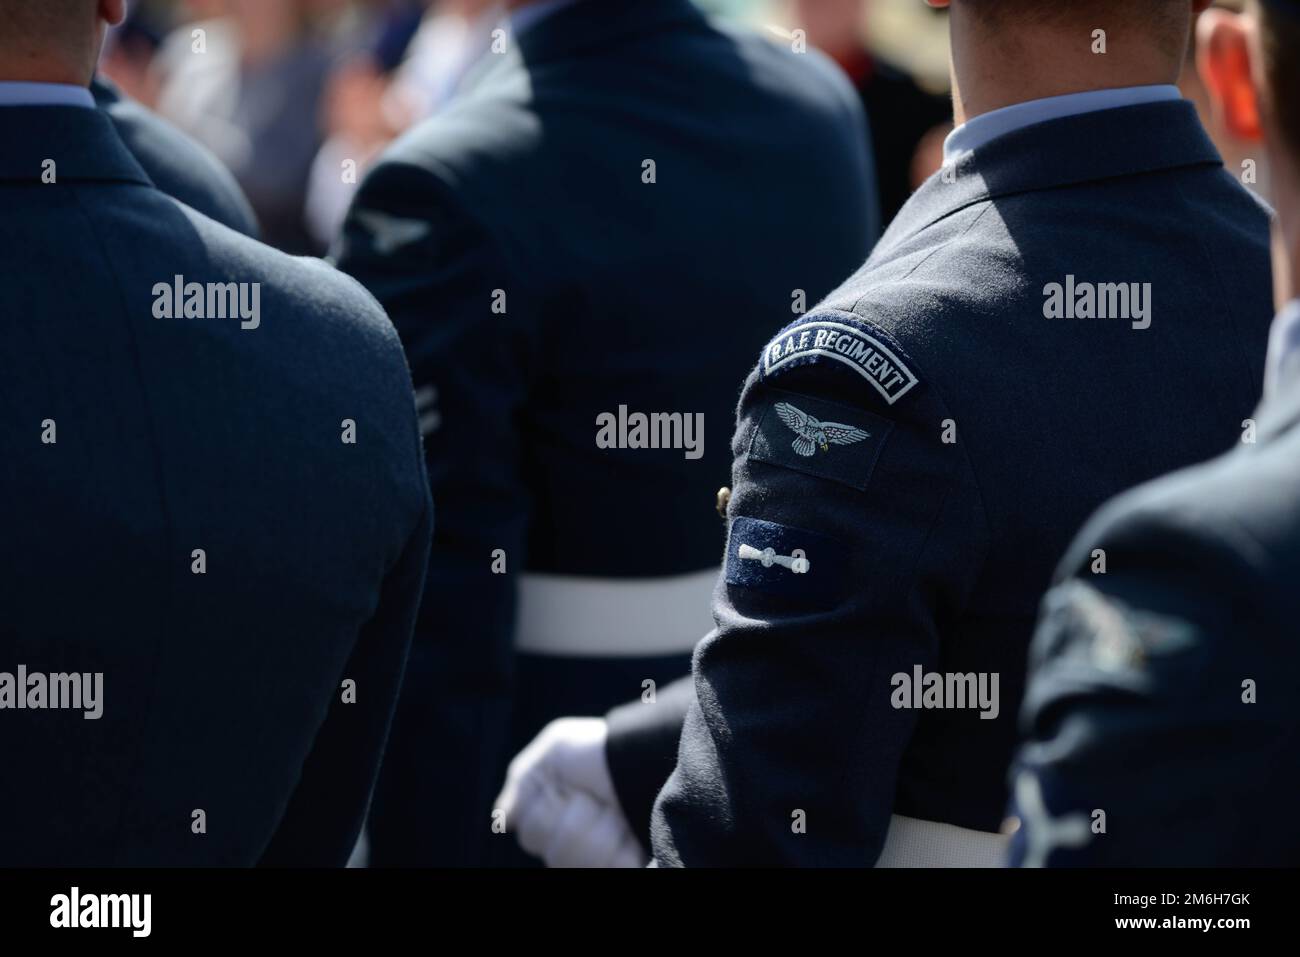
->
[774,402,871,457]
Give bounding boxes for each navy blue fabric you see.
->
[0,104,431,866]
[1009,363,1300,866]
[724,516,847,604]
[340,0,878,868]
[91,75,260,239]
[649,100,1277,866]
[336,0,877,866]
[605,672,699,848]
[748,390,894,491]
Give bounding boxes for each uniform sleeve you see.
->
[259,504,433,866]
[605,673,696,846]
[1008,501,1283,866]
[650,314,987,866]
[333,160,538,858]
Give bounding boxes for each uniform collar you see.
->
[880,100,1222,248]
[0,103,151,186]
[1249,301,1300,444]
[513,0,705,67]
[1265,300,1300,399]
[943,85,1182,164]
[508,0,581,38]
[460,0,706,97]
[0,81,95,110]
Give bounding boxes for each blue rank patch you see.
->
[748,390,893,491]
[760,310,919,405]
[725,516,848,602]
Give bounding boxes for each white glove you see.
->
[496,717,647,868]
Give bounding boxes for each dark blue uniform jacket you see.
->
[649,99,1275,866]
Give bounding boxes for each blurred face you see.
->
[301,0,351,16]
[184,0,230,18]
[1196,3,1297,303]
[792,0,868,56]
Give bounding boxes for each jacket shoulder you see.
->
[154,202,407,372]
[718,25,865,120]
[93,77,259,237]
[1059,432,1300,616]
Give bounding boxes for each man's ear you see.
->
[100,0,127,28]
[1197,7,1263,142]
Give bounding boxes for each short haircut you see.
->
[968,0,1187,27]
[1257,0,1300,160]
[964,1,1191,59]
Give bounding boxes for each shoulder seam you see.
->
[65,181,178,865]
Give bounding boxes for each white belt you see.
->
[514,569,718,658]
[875,814,1009,868]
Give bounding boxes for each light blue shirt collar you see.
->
[0,81,95,110]
[509,0,581,38]
[1265,299,1300,398]
[943,85,1183,163]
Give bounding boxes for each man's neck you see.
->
[948,11,1184,125]
[1269,157,1300,309]
[0,63,88,86]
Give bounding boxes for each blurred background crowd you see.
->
[97,0,1254,254]
[96,0,955,253]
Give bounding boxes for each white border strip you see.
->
[515,569,718,658]
[875,814,1010,868]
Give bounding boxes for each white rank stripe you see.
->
[737,544,810,574]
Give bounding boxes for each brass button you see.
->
[715,486,731,518]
